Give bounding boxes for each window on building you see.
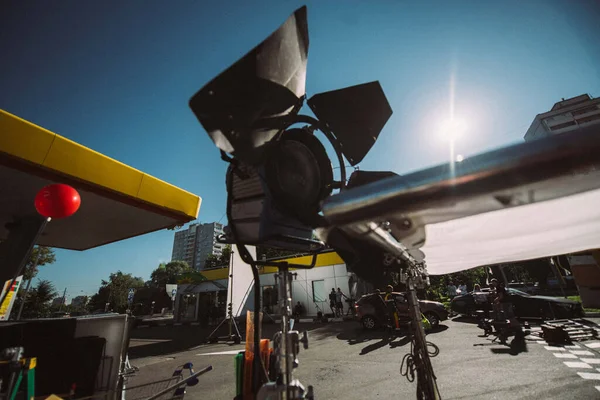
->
[576,113,600,125]
[572,105,599,116]
[549,120,577,131]
[312,280,326,303]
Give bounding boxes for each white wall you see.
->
[253,264,352,316]
[190,264,355,318]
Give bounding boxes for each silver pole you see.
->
[16,247,42,320]
[277,266,293,398]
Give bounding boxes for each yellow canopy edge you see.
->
[0,109,201,220]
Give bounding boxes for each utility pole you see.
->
[59,288,67,312]
[15,248,42,320]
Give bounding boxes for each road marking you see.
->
[564,361,592,369]
[545,346,567,351]
[564,345,581,349]
[581,359,600,364]
[571,350,595,356]
[596,386,600,392]
[554,353,578,358]
[197,350,243,356]
[586,342,600,349]
[578,372,600,380]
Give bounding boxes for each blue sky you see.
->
[1,1,599,300]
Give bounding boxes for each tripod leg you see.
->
[206,317,229,341]
[232,317,243,344]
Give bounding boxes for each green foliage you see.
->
[427,267,488,301]
[204,245,235,269]
[88,271,144,313]
[17,279,58,319]
[23,246,56,281]
[502,263,534,283]
[130,286,171,315]
[177,271,207,284]
[257,246,305,260]
[150,261,193,287]
[203,254,221,269]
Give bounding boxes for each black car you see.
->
[451,288,583,319]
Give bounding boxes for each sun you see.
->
[440,117,467,141]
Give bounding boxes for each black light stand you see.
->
[206,251,242,344]
[256,257,316,400]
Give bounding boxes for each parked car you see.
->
[451,288,583,319]
[355,292,448,330]
[507,282,539,295]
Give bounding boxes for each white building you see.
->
[171,222,225,270]
[173,252,372,321]
[524,94,600,142]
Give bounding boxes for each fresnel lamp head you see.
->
[189,6,395,282]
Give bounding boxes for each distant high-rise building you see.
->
[171,222,225,270]
[52,297,65,307]
[71,295,88,308]
[524,94,600,141]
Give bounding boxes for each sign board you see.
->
[166,284,177,300]
[0,276,23,320]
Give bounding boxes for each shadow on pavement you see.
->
[474,338,529,356]
[490,341,529,356]
[128,321,344,359]
[336,324,448,355]
[451,316,479,324]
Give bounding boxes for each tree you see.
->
[257,246,301,260]
[150,261,193,287]
[427,267,487,301]
[88,271,144,313]
[220,245,232,265]
[17,279,58,319]
[22,246,56,280]
[13,247,57,320]
[203,254,220,269]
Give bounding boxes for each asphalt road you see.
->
[127,318,600,399]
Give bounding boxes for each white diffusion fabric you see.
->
[230,245,257,317]
[422,188,600,275]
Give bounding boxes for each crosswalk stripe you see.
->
[564,361,592,369]
[571,350,595,356]
[581,359,600,364]
[577,372,600,380]
[545,346,567,351]
[554,353,578,359]
[586,342,600,349]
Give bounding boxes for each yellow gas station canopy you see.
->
[0,109,201,250]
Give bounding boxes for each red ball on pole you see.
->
[34,184,81,219]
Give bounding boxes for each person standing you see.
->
[329,289,337,316]
[335,288,347,316]
[384,285,400,329]
[447,281,457,299]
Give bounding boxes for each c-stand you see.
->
[206,251,242,344]
[255,258,316,400]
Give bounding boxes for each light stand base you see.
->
[205,315,242,344]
